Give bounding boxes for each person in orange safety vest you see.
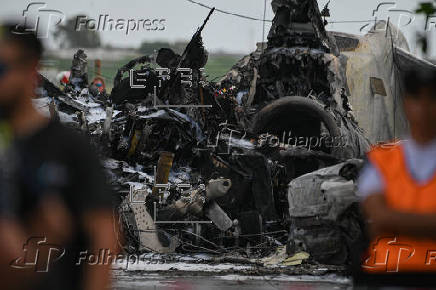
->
[357,68,436,273]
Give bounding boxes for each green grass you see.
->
[204,54,242,82]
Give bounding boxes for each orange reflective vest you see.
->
[362,143,436,273]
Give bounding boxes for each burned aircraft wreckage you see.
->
[35,0,436,268]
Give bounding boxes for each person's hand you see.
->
[362,193,395,239]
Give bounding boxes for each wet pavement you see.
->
[113,271,351,290]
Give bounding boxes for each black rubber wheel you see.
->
[251,96,340,138]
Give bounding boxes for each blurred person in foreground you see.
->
[358,68,436,273]
[0,23,118,290]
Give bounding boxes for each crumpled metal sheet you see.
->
[287,159,365,264]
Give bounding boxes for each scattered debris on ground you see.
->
[35,0,386,273]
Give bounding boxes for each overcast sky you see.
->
[1,0,435,57]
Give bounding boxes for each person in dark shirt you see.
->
[0,23,118,290]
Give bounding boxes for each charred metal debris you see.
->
[36,0,371,268]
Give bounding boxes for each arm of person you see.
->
[362,193,436,239]
[70,132,119,290]
[0,195,73,290]
[81,209,119,290]
[0,218,31,290]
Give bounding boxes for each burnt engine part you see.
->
[287,159,365,264]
